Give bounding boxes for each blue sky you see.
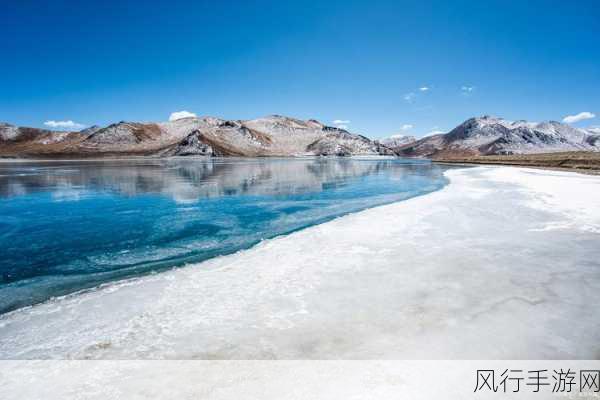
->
[2,0,599,138]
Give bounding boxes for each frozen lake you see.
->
[1,166,599,359]
[0,158,447,314]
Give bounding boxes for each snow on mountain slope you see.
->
[0,123,89,151]
[380,134,417,152]
[0,116,394,158]
[398,115,600,158]
[0,123,21,141]
[85,122,165,145]
[162,116,395,157]
[233,115,388,156]
[163,119,273,157]
[0,123,62,143]
[6,114,595,159]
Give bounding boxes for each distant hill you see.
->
[397,116,600,158]
[0,116,395,158]
[380,134,417,150]
[4,114,599,159]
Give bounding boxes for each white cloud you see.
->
[419,86,430,92]
[333,119,350,130]
[44,120,86,130]
[400,124,413,131]
[403,92,416,103]
[460,86,475,98]
[169,110,197,121]
[562,111,595,124]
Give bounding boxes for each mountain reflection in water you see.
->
[0,158,448,313]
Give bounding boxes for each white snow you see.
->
[381,134,416,147]
[38,131,70,145]
[155,118,204,143]
[445,116,600,154]
[0,167,599,359]
[0,124,19,141]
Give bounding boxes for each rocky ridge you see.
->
[396,116,600,158]
[0,116,395,158]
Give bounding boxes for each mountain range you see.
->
[380,134,417,149]
[0,115,394,158]
[390,116,600,158]
[1,114,599,159]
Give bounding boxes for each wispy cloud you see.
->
[562,111,595,124]
[332,119,350,130]
[403,92,416,103]
[44,120,86,130]
[405,86,431,102]
[169,110,197,121]
[400,124,413,131]
[461,85,475,95]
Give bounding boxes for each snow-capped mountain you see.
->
[4,115,598,159]
[0,116,395,158]
[380,134,417,150]
[398,115,600,158]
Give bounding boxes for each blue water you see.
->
[0,158,448,314]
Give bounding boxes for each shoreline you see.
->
[1,166,599,359]
[433,151,600,175]
[0,155,400,163]
[435,161,600,176]
[0,157,443,314]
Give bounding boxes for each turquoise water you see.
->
[0,158,448,314]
